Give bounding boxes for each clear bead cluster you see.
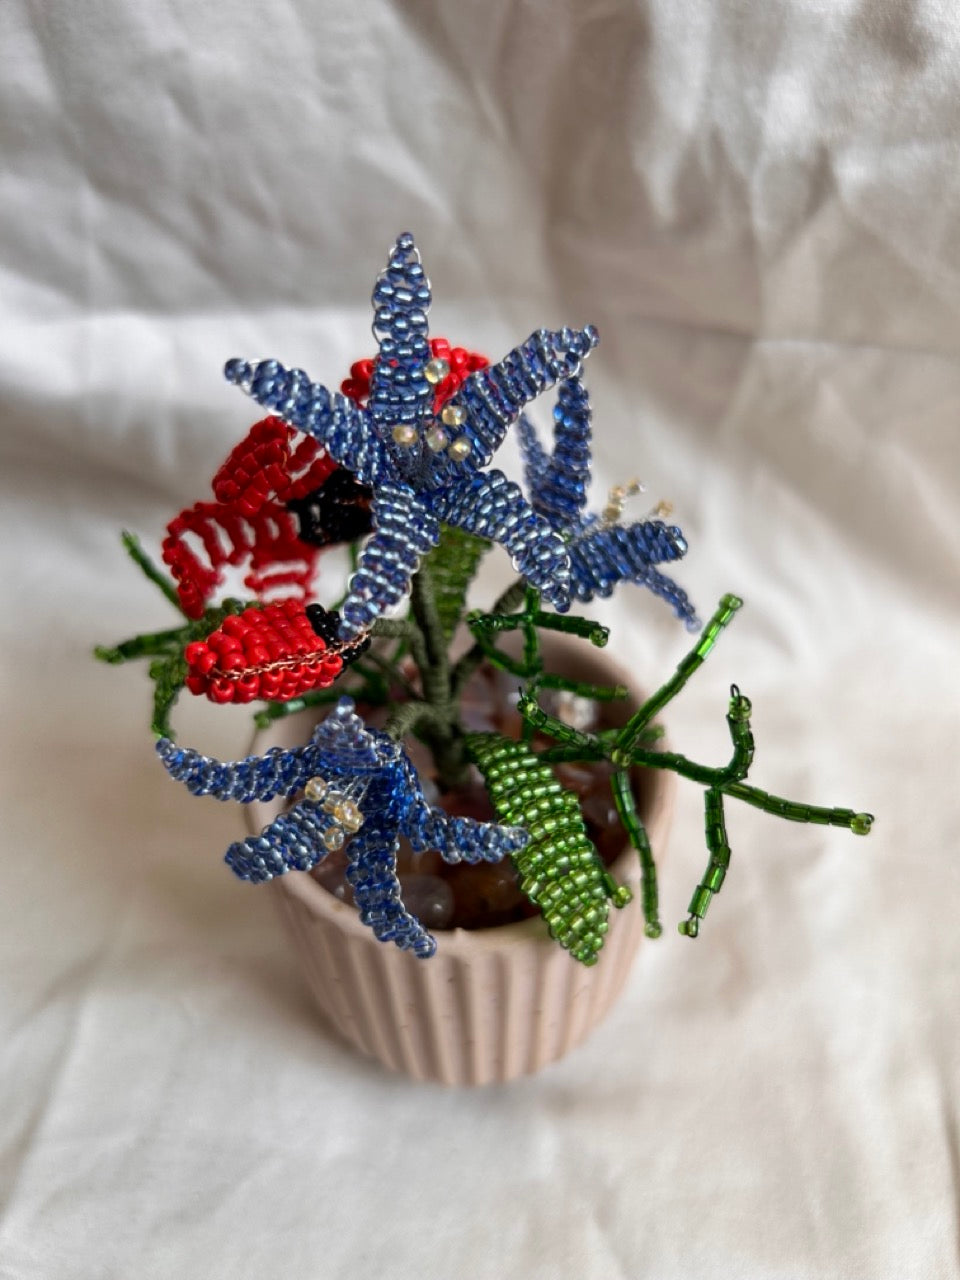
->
[390,358,473,461]
[601,478,644,524]
[302,773,364,851]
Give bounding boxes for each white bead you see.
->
[304,776,328,803]
[392,424,418,447]
[448,436,472,462]
[322,825,345,851]
[337,800,364,833]
[424,358,450,385]
[441,403,466,427]
[425,426,449,452]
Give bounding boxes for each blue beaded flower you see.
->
[223,232,600,640]
[518,375,699,629]
[156,697,527,957]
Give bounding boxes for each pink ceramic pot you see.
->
[246,641,675,1086]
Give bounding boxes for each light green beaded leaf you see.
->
[464,732,628,965]
[422,523,490,642]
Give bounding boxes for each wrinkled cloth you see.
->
[0,2,958,1278]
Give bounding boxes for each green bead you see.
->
[851,812,874,835]
[688,886,712,917]
[703,865,726,892]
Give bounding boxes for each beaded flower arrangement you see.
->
[96,232,872,963]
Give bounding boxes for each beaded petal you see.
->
[224,232,600,639]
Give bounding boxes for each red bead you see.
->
[234,674,260,702]
[208,679,235,704]
[259,672,282,699]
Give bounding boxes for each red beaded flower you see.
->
[161,417,339,619]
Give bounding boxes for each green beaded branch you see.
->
[463,587,628,713]
[465,732,632,965]
[517,595,874,938]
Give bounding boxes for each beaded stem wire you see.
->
[610,767,660,933]
[614,593,743,762]
[120,531,186,613]
[678,787,731,937]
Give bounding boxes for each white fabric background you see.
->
[1,2,958,1277]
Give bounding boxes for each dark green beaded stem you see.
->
[94,542,259,737]
[614,593,743,761]
[723,684,755,781]
[465,732,630,965]
[678,787,731,937]
[451,577,601,697]
[516,692,598,752]
[537,672,628,701]
[120,531,186,613]
[610,767,660,935]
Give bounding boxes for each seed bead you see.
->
[447,436,472,462]
[440,403,466,427]
[304,776,328,804]
[392,423,418,447]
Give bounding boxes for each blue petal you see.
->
[405,805,527,866]
[367,232,434,437]
[637,567,701,631]
[531,374,593,531]
[223,357,384,486]
[156,739,320,802]
[433,468,572,611]
[568,519,697,623]
[440,325,599,469]
[224,800,339,882]
[307,696,400,775]
[346,778,437,958]
[517,410,550,497]
[338,482,441,639]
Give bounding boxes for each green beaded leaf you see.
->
[422,523,490,642]
[464,731,627,965]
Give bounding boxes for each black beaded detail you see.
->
[286,468,374,547]
[305,604,371,667]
